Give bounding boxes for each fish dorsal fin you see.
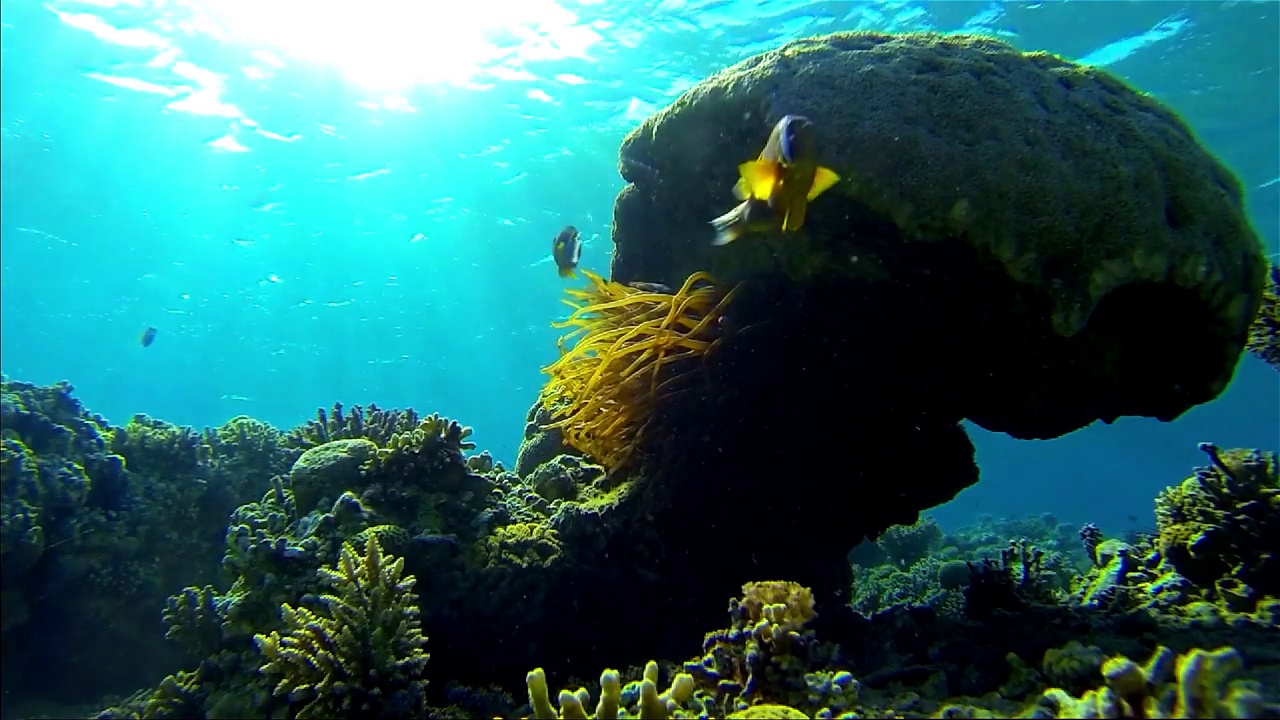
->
[807,166,841,201]
[738,160,779,201]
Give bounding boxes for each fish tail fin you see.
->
[781,194,808,232]
[807,165,841,201]
[710,202,748,246]
[559,266,577,278]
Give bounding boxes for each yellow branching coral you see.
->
[253,535,430,719]
[736,581,817,632]
[540,270,740,472]
[525,660,697,719]
[1030,645,1265,719]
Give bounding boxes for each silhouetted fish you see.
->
[140,327,157,347]
[552,225,582,278]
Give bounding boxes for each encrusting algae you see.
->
[540,269,740,472]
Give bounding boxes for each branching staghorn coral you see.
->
[1155,443,1278,610]
[1247,263,1279,371]
[253,535,430,719]
[540,270,740,472]
[285,402,426,450]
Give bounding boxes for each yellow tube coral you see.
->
[540,270,740,472]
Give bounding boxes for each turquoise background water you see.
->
[1,0,1277,535]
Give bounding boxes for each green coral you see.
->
[1247,263,1279,370]
[285,401,425,450]
[481,521,563,569]
[1066,443,1278,623]
[161,585,227,659]
[92,668,206,719]
[111,415,203,479]
[382,411,477,453]
[208,481,376,643]
[289,438,379,513]
[1,380,111,582]
[526,454,609,503]
[876,518,945,567]
[851,557,965,618]
[204,415,299,498]
[1154,444,1278,611]
[1040,641,1106,694]
[253,534,430,719]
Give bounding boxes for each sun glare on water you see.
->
[190,0,592,89]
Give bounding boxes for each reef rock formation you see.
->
[611,31,1266,440]
[513,32,1267,683]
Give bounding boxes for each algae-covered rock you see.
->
[289,438,377,512]
[514,402,570,479]
[612,31,1266,440]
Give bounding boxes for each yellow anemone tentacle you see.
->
[540,270,738,472]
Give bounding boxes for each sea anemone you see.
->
[540,270,740,473]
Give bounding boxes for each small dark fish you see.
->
[140,326,157,347]
[710,114,841,246]
[551,225,582,279]
[1126,514,1138,523]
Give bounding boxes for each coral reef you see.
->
[526,661,698,719]
[0,379,294,703]
[1154,443,1278,610]
[876,518,946,567]
[285,402,426,450]
[514,581,1279,719]
[612,31,1265,441]
[1248,264,1279,370]
[253,535,430,719]
[43,421,1278,720]
[1029,646,1265,718]
[688,581,831,710]
[1071,443,1279,624]
[481,34,1261,696]
[6,26,1278,720]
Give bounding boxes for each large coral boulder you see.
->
[612,31,1266,440]
[289,438,377,512]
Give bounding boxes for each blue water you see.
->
[1,0,1277,537]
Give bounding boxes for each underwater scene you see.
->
[1,0,1279,718]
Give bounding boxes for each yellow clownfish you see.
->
[710,114,841,246]
[551,225,582,278]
